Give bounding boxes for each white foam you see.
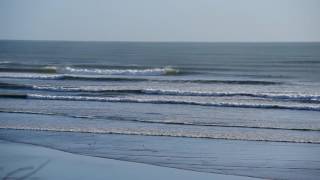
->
[142,89,320,102]
[0,73,63,79]
[0,126,318,144]
[27,94,320,111]
[0,61,11,64]
[65,66,179,76]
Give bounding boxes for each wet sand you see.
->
[0,140,258,180]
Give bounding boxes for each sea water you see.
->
[0,41,320,179]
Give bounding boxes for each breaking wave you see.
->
[65,66,180,76]
[142,89,320,102]
[1,83,319,103]
[1,93,319,111]
[0,66,57,73]
[0,61,11,64]
[0,73,281,85]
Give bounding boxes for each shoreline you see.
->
[0,139,259,180]
[1,128,320,180]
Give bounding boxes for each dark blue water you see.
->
[1,40,320,179]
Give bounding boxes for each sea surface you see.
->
[0,40,320,179]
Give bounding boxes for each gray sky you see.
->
[1,0,320,42]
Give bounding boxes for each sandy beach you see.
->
[0,140,259,180]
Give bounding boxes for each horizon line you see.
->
[0,39,320,43]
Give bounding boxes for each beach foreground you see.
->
[0,140,258,180]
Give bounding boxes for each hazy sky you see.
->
[1,0,320,42]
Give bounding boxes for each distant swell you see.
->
[0,73,281,85]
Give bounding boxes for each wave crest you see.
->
[142,89,320,102]
[20,94,320,111]
[0,73,281,85]
[1,82,318,103]
[65,66,180,76]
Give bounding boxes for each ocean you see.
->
[0,40,320,179]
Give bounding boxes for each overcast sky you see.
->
[1,0,319,42]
